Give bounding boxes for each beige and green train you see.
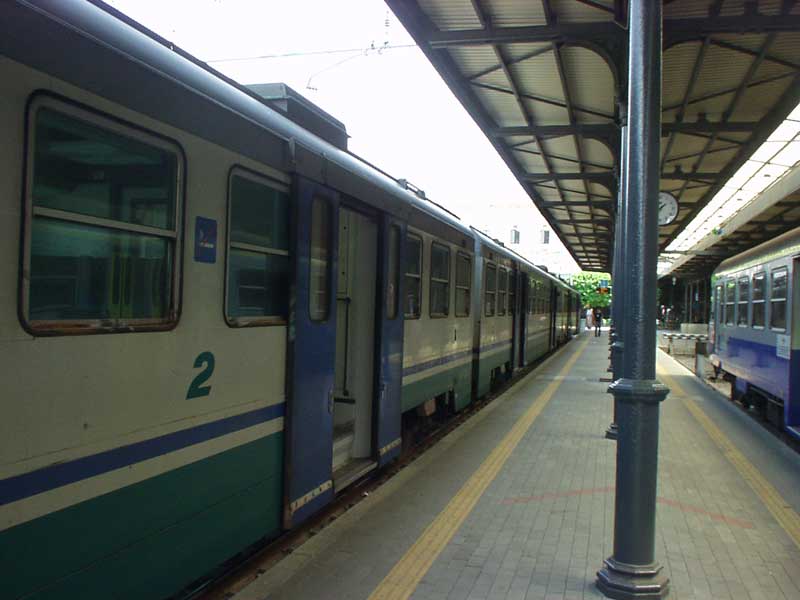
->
[0,2,581,598]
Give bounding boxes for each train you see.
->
[709,225,799,440]
[0,1,582,598]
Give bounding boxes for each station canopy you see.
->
[387,0,800,273]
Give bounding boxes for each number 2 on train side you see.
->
[187,351,215,399]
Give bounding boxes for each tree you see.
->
[570,271,612,308]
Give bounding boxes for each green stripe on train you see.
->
[402,362,472,413]
[1,432,284,600]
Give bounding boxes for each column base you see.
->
[605,423,618,440]
[596,557,669,599]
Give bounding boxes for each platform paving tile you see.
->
[232,333,800,600]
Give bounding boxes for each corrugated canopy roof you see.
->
[386,0,800,271]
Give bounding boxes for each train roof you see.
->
[2,0,474,240]
[714,225,800,277]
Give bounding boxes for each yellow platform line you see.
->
[658,364,800,551]
[368,337,591,600]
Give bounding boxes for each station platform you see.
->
[228,332,800,600]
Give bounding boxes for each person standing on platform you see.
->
[593,307,602,337]
[585,306,594,332]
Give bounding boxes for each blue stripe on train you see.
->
[0,404,286,507]
[402,339,513,378]
[718,336,800,427]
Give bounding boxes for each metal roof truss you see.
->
[387,0,800,271]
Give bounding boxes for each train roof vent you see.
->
[247,83,349,150]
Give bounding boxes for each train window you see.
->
[752,272,766,328]
[543,284,550,314]
[386,225,401,319]
[737,277,749,327]
[430,242,451,317]
[226,171,290,325]
[497,268,507,316]
[309,197,331,321]
[508,271,516,315]
[724,279,736,326]
[404,234,422,319]
[23,101,181,334]
[485,262,497,316]
[455,252,471,317]
[770,268,788,331]
[523,276,536,315]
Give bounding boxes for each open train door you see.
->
[375,217,406,467]
[284,176,339,528]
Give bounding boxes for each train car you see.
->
[399,214,475,416]
[0,2,579,599]
[518,262,553,366]
[710,226,800,439]
[472,230,517,398]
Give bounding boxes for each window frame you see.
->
[20,93,185,336]
[454,251,472,318]
[527,278,534,315]
[429,241,451,318]
[308,196,333,322]
[751,272,766,329]
[484,261,497,317]
[404,233,423,319]
[769,267,788,332]
[713,283,722,329]
[224,166,290,328]
[497,267,507,316]
[508,269,516,315]
[737,276,749,327]
[386,224,401,320]
[724,278,736,326]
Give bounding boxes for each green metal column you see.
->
[597,0,670,597]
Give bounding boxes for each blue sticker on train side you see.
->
[194,217,217,263]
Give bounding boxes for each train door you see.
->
[509,267,519,374]
[518,273,528,367]
[789,259,800,436]
[549,286,558,349]
[375,217,405,467]
[332,206,379,488]
[285,177,339,528]
[711,283,722,351]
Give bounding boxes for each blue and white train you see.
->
[0,1,581,598]
[710,226,800,439]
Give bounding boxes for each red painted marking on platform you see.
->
[502,488,754,529]
[656,497,754,529]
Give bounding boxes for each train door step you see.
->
[332,424,355,472]
[333,457,377,492]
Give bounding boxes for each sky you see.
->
[104,0,579,273]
